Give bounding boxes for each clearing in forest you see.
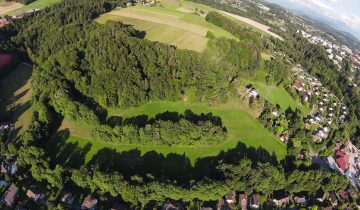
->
[55,100,286,165]
[0,63,32,141]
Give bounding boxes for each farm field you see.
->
[0,63,32,141]
[96,1,237,52]
[2,0,62,15]
[56,100,287,165]
[0,1,23,15]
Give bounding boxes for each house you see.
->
[226,190,236,204]
[163,202,179,210]
[111,200,128,210]
[279,134,289,143]
[272,197,289,207]
[347,189,357,199]
[246,88,259,99]
[239,193,247,210]
[1,159,17,175]
[60,191,74,208]
[334,150,349,173]
[329,193,338,206]
[81,194,98,210]
[293,80,303,91]
[337,189,348,201]
[1,184,19,207]
[26,188,44,202]
[294,195,306,205]
[249,194,260,209]
[0,18,8,26]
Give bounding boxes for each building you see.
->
[26,188,43,202]
[226,190,236,204]
[0,18,8,26]
[249,194,259,209]
[0,159,17,175]
[329,193,338,207]
[334,150,349,173]
[239,193,247,210]
[293,80,303,91]
[81,194,98,210]
[60,191,74,208]
[1,184,19,207]
[294,195,306,205]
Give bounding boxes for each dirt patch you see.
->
[220,11,284,41]
[0,1,23,15]
[176,7,194,13]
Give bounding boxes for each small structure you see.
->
[1,159,17,175]
[239,193,247,210]
[226,190,236,204]
[293,80,303,91]
[337,189,348,201]
[272,191,290,207]
[329,193,338,207]
[279,134,289,143]
[294,195,306,205]
[60,191,74,208]
[26,188,44,202]
[81,194,98,210]
[0,18,8,26]
[249,194,260,209]
[1,184,19,207]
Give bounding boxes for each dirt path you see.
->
[220,11,284,41]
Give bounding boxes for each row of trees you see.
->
[92,117,226,146]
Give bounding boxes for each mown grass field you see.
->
[57,100,287,165]
[96,0,237,52]
[0,63,32,141]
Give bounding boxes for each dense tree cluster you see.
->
[92,111,226,146]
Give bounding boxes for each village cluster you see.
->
[326,140,360,190]
[291,66,348,143]
[204,187,357,210]
[298,30,360,88]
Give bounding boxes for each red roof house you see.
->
[335,151,349,172]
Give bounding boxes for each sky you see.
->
[265,0,360,40]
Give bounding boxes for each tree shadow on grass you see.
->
[87,141,279,184]
[46,129,92,169]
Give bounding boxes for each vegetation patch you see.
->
[59,101,287,163]
[0,63,32,141]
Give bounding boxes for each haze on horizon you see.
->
[265,0,360,40]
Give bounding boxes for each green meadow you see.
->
[55,101,287,165]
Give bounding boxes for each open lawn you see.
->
[0,63,32,141]
[96,1,237,52]
[56,100,287,165]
